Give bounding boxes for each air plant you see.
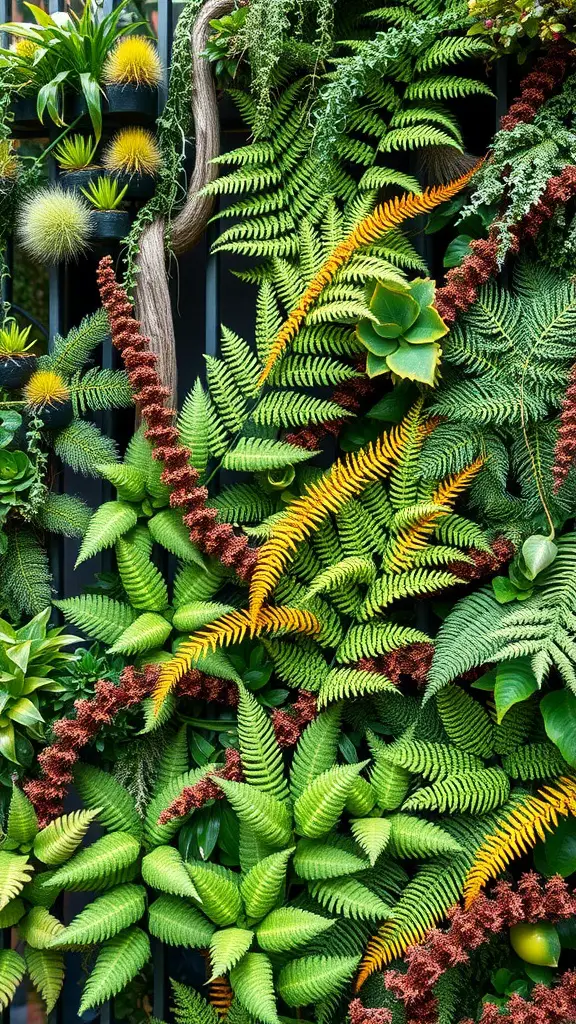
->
[54,134,98,173]
[104,35,162,88]
[81,177,128,212]
[103,127,161,177]
[0,323,34,357]
[0,141,18,181]
[17,186,93,264]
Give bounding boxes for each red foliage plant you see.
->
[381,873,576,1024]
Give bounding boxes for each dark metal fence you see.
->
[0,0,513,1016]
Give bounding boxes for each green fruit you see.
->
[509,922,561,966]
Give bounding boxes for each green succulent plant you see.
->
[0,608,77,771]
[356,277,449,386]
[0,451,36,517]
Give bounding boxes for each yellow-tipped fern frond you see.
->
[248,419,415,622]
[258,165,480,383]
[384,458,484,573]
[153,606,320,711]
[463,776,576,907]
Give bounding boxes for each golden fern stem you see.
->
[208,975,234,1017]
[384,457,484,573]
[153,605,321,712]
[248,418,414,624]
[258,164,481,385]
[463,776,576,908]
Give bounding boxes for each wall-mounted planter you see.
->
[105,84,158,124]
[0,355,38,390]
[90,209,131,241]
[111,172,156,199]
[59,168,104,193]
[33,399,73,430]
[10,95,43,138]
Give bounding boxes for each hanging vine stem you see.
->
[128,0,237,405]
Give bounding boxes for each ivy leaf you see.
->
[494,658,538,724]
[521,535,558,580]
[541,690,576,766]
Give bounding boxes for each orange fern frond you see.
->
[463,776,576,908]
[153,606,321,711]
[258,164,480,384]
[356,914,443,989]
[248,418,417,623]
[208,975,234,1017]
[384,458,484,573]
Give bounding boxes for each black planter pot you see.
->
[34,399,74,430]
[111,172,156,199]
[105,84,158,124]
[59,168,104,193]
[10,95,43,138]
[90,209,132,241]
[0,355,38,390]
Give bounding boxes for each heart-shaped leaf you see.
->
[494,658,538,724]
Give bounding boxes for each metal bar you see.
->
[157,0,173,112]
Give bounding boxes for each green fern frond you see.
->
[37,492,92,538]
[435,685,495,756]
[0,852,33,910]
[107,612,172,655]
[278,954,360,1007]
[214,778,292,849]
[415,35,492,70]
[240,847,294,921]
[387,813,463,858]
[7,785,38,848]
[75,501,139,565]
[2,527,51,616]
[24,946,64,1013]
[310,876,391,920]
[210,483,277,525]
[148,509,205,566]
[294,762,368,839]
[78,926,150,1012]
[349,818,392,866]
[178,379,228,473]
[385,740,484,781]
[290,707,342,802]
[237,685,290,803]
[402,768,510,814]
[294,837,369,880]
[336,623,431,663]
[361,568,464,617]
[257,906,335,953]
[503,743,570,780]
[404,76,494,100]
[115,537,169,612]
[0,949,26,1011]
[142,845,199,900]
[170,980,220,1024]
[34,810,101,866]
[70,368,133,415]
[73,764,142,838]
[209,928,254,982]
[53,884,146,946]
[53,419,119,476]
[253,392,349,428]
[18,906,65,949]
[317,668,398,707]
[263,637,329,689]
[222,437,317,471]
[47,832,140,891]
[229,952,279,1024]
[48,309,109,377]
[305,556,376,602]
[148,895,215,948]
[187,860,242,926]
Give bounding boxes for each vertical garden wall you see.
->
[1,1,576,1022]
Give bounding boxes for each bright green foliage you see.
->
[294,762,368,838]
[24,947,64,1013]
[289,706,342,802]
[19,906,64,948]
[350,818,392,866]
[435,685,495,756]
[142,846,200,900]
[370,751,411,811]
[240,848,293,920]
[428,534,576,697]
[115,537,169,611]
[73,764,142,837]
[48,832,141,890]
[78,927,150,1013]
[0,950,26,1010]
[318,667,398,706]
[309,876,392,920]
[293,838,369,880]
[6,785,38,848]
[144,766,217,848]
[236,685,289,803]
[230,952,279,1024]
[33,810,100,866]
[215,778,293,848]
[52,884,147,945]
[54,595,137,646]
[387,814,463,858]
[209,927,254,980]
[108,612,173,655]
[76,501,139,564]
[148,895,215,948]
[385,740,485,781]
[0,852,33,910]
[502,743,570,780]
[256,907,335,953]
[278,954,360,1007]
[169,980,221,1024]
[402,767,510,814]
[187,860,242,926]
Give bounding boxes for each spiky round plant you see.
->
[13,38,38,59]
[103,127,161,177]
[24,370,70,409]
[17,187,93,264]
[104,35,162,87]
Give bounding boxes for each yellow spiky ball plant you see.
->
[25,370,70,408]
[104,35,162,87]
[103,127,161,177]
